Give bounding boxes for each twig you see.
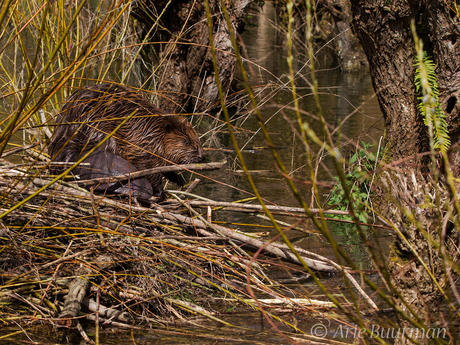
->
[41,249,92,270]
[185,178,201,193]
[58,267,92,327]
[8,292,50,317]
[76,320,95,345]
[165,198,350,216]
[0,161,90,170]
[1,142,39,157]
[241,298,335,308]
[72,161,226,186]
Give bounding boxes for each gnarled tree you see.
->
[132,0,251,113]
[274,0,368,72]
[350,1,460,343]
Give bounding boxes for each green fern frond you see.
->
[414,52,450,152]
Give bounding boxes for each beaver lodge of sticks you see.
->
[0,83,373,342]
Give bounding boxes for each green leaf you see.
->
[350,153,358,163]
[359,193,368,200]
[414,51,450,152]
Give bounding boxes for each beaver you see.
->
[48,83,205,199]
[74,151,154,199]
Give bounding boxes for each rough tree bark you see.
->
[351,0,460,164]
[320,0,368,72]
[350,1,460,343]
[132,0,250,113]
[351,1,427,162]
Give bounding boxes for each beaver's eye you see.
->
[184,140,190,146]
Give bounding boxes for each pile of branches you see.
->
[0,149,359,341]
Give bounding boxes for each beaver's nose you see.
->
[197,149,206,162]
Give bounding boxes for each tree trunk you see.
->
[350,1,460,343]
[350,1,428,162]
[274,0,368,72]
[425,1,460,174]
[351,0,460,164]
[132,0,250,113]
[321,0,368,72]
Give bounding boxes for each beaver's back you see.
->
[48,83,204,168]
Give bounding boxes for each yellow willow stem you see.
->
[0,0,14,30]
[286,0,325,223]
[10,1,130,135]
[0,0,88,156]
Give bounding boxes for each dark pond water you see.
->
[193,3,391,271]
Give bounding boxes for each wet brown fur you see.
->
[48,83,205,197]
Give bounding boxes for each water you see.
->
[193,2,390,270]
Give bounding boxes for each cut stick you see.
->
[57,267,91,327]
[72,161,226,186]
[154,211,339,273]
[166,199,350,216]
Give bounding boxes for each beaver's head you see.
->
[160,116,205,164]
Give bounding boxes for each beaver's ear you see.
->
[164,122,173,132]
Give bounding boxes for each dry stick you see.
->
[40,249,93,270]
[270,242,379,311]
[72,161,226,186]
[0,161,91,169]
[58,267,92,327]
[95,290,100,345]
[76,321,95,345]
[254,213,310,234]
[166,199,350,216]
[8,292,50,318]
[1,142,39,157]
[154,211,338,273]
[185,178,201,193]
[152,235,229,241]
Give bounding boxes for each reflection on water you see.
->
[195,2,389,269]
